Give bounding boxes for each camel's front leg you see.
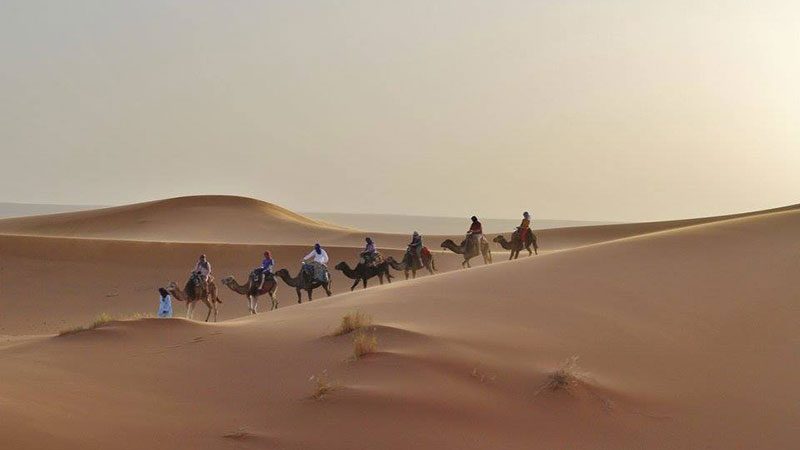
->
[362,278,367,289]
[306,289,313,301]
[350,278,359,291]
[295,288,302,304]
[203,298,213,322]
[324,284,332,296]
[270,293,278,311]
[252,295,259,314]
[186,301,195,319]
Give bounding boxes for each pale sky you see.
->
[1,1,798,221]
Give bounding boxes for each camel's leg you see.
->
[296,288,302,304]
[253,296,259,314]
[186,301,195,319]
[307,289,313,301]
[203,298,213,322]
[324,283,332,296]
[362,278,367,289]
[350,278,359,291]
[271,292,278,310]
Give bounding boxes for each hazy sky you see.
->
[1,1,798,221]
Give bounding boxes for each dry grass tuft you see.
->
[352,329,378,359]
[334,311,371,336]
[223,426,253,440]
[537,356,584,394]
[58,313,115,336]
[127,312,154,320]
[309,370,336,400]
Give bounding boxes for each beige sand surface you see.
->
[0,197,797,449]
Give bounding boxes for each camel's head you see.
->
[220,276,234,286]
[166,281,179,292]
[275,268,289,278]
[440,239,454,248]
[334,261,347,271]
[492,235,502,243]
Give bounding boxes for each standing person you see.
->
[302,243,330,282]
[157,287,173,318]
[194,254,211,281]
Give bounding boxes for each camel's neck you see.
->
[445,241,465,254]
[226,279,250,295]
[498,237,512,250]
[340,264,358,278]
[169,288,188,302]
[277,272,300,287]
[387,257,405,270]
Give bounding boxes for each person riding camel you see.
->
[302,243,330,283]
[256,251,275,289]
[360,237,379,266]
[194,254,211,282]
[407,231,424,267]
[466,216,486,254]
[517,211,532,244]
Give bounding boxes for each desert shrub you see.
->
[537,356,583,394]
[334,311,371,336]
[353,329,378,359]
[309,370,336,400]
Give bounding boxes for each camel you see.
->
[166,275,222,322]
[221,271,278,314]
[440,237,493,268]
[493,231,538,259]
[274,267,332,303]
[334,260,393,290]
[385,250,437,279]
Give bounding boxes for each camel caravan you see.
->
[163,212,538,321]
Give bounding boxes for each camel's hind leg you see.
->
[186,301,195,319]
[270,292,278,311]
[252,295,259,314]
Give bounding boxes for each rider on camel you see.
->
[517,211,532,244]
[302,243,330,282]
[360,237,379,265]
[256,251,275,288]
[194,254,211,282]
[466,216,486,253]
[408,231,423,267]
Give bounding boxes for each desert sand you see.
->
[0,196,797,449]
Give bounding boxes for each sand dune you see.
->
[0,203,797,449]
[0,195,355,245]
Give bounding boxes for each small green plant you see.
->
[353,329,378,359]
[309,370,336,400]
[334,311,371,336]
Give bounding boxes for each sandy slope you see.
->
[0,204,797,449]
